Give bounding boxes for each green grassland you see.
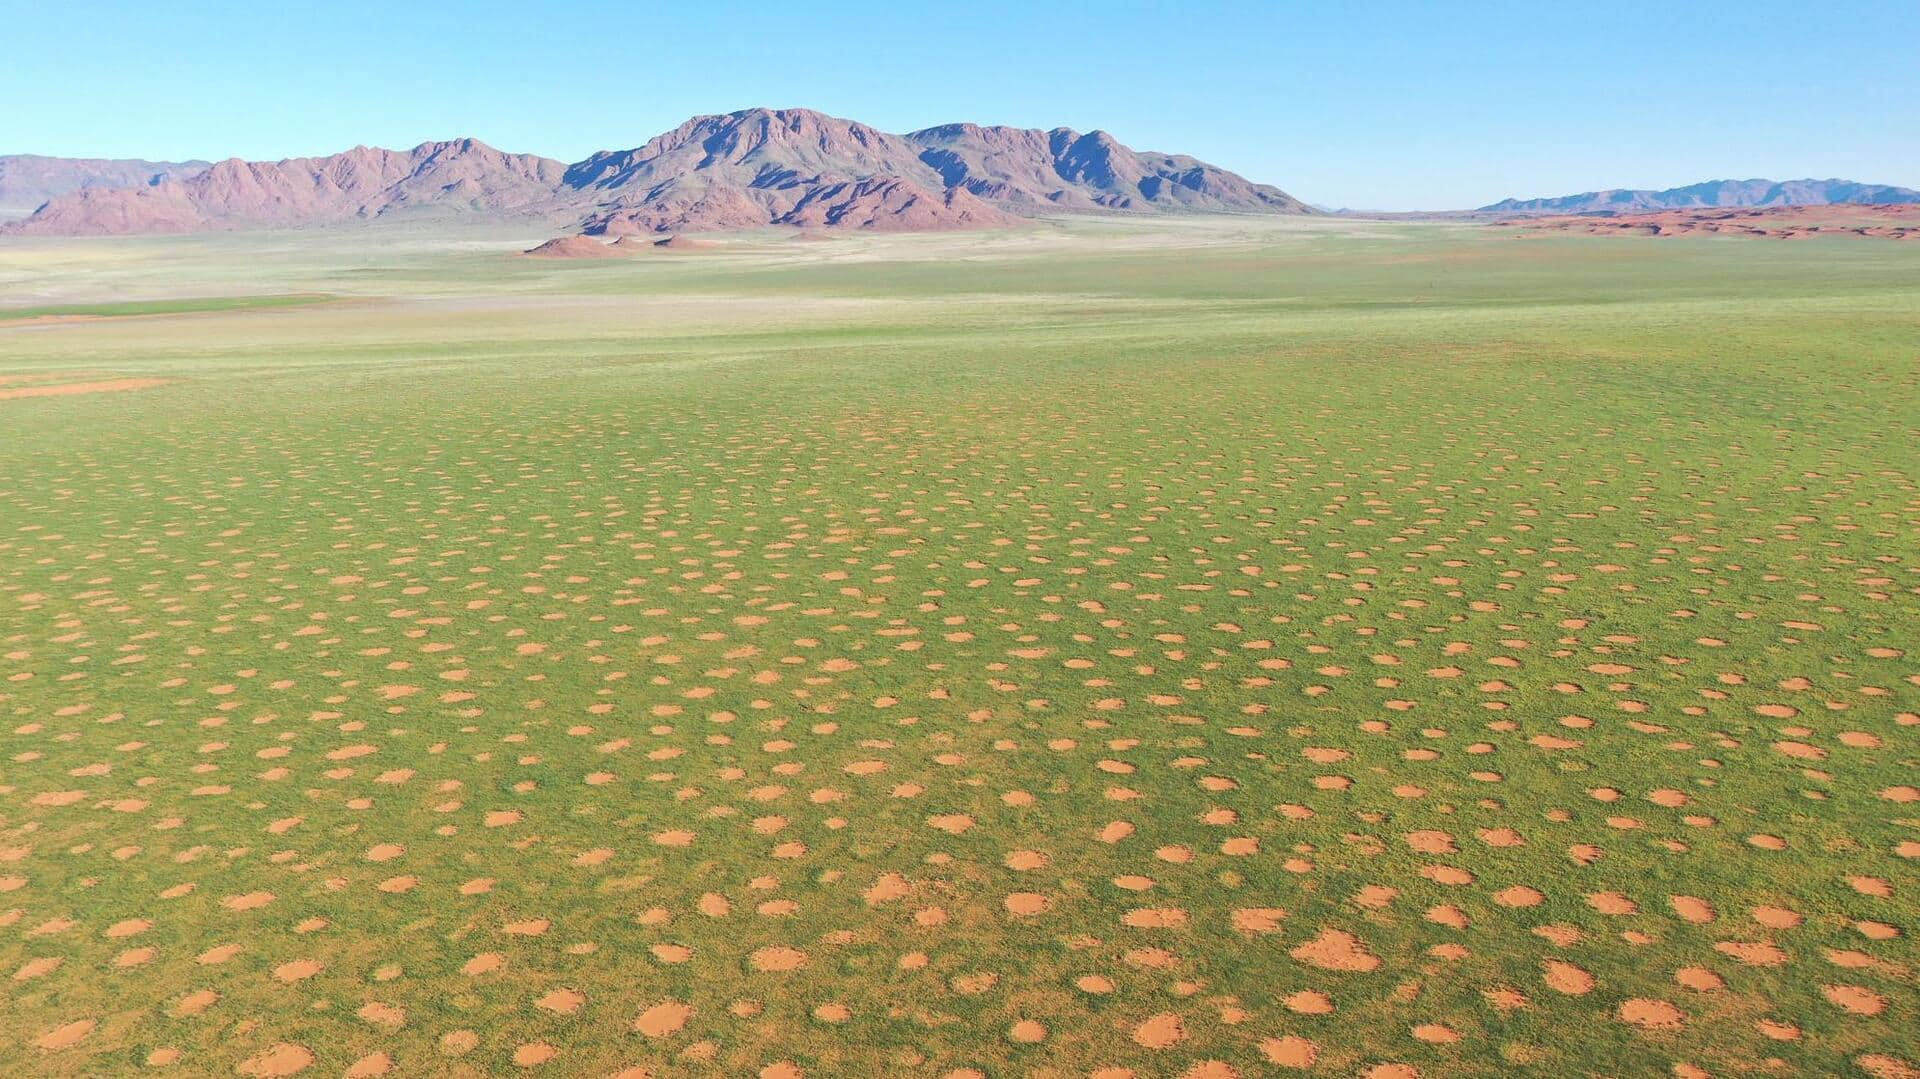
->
[0,294,336,323]
[0,218,1915,1078]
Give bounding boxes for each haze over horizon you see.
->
[3,0,1915,211]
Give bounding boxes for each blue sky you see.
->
[3,0,1914,210]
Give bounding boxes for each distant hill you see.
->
[4,108,1311,236]
[8,140,567,235]
[905,122,1308,213]
[1497,203,1920,240]
[0,154,208,212]
[564,109,1019,234]
[1482,178,1920,214]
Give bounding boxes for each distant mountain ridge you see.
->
[1498,203,1920,240]
[1482,178,1920,214]
[560,109,1021,234]
[906,122,1305,213]
[0,154,209,211]
[12,140,569,235]
[2,108,1309,236]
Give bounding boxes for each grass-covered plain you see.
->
[1,219,1915,1078]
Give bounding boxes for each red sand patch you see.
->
[0,377,172,401]
[1122,907,1188,928]
[1715,941,1789,967]
[864,872,911,904]
[1857,1055,1920,1079]
[513,1043,557,1067]
[197,944,242,964]
[15,956,62,980]
[750,945,808,971]
[1132,1012,1187,1048]
[1004,892,1050,915]
[1670,896,1716,923]
[462,952,505,975]
[1587,892,1637,915]
[535,988,586,1014]
[1618,999,1685,1030]
[1233,907,1286,934]
[344,1053,392,1078]
[1483,986,1527,1011]
[36,1019,96,1051]
[1005,849,1050,870]
[357,1002,405,1027]
[928,813,975,834]
[1355,884,1399,908]
[1823,984,1887,1015]
[272,959,323,982]
[634,1001,693,1037]
[1290,928,1381,972]
[1285,990,1334,1014]
[236,1044,315,1077]
[173,989,220,1016]
[1493,885,1544,907]
[1755,1019,1800,1041]
[1674,967,1723,991]
[1543,960,1595,994]
[1261,1035,1318,1068]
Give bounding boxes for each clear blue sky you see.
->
[4,0,1915,210]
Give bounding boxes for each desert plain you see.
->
[0,216,1915,1078]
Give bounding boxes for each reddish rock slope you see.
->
[522,235,624,258]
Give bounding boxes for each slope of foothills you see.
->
[1,109,1311,238]
[0,218,1916,1078]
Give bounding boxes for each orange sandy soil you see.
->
[0,376,171,400]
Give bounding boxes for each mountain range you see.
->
[1481,178,1920,214]
[0,154,209,212]
[1,108,1309,236]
